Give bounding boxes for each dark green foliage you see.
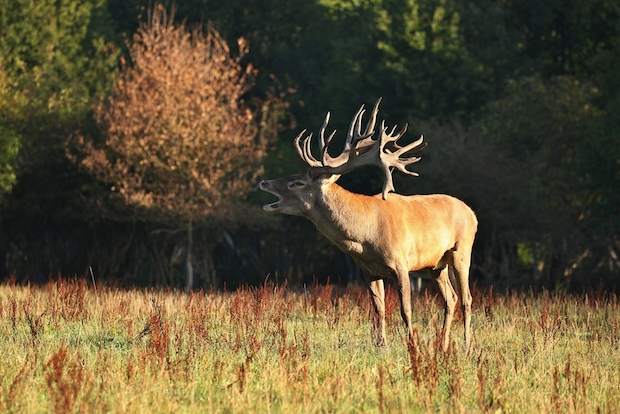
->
[0,0,119,281]
[0,0,618,289]
[410,75,618,288]
[0,124,19,195]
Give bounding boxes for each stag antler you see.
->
[294,98,427,199]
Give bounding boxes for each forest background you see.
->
[0,0,618,291]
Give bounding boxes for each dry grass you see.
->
[0,278,618,413]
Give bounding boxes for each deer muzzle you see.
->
[259,180,282,211]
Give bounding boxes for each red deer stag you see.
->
[259,99,477,350]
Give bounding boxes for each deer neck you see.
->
[306,183,374,253]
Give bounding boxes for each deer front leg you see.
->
[367,278,387,347]
[431,266,458,351]
[395,270,416,348]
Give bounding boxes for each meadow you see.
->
[0,278,618,413]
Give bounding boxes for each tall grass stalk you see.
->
[0,278,617,413]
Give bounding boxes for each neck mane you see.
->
[306,183,376,250]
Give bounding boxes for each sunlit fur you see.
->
[260,171,478,351]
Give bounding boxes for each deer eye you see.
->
[288,181,304,189]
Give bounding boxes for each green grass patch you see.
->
[0,279,618,413]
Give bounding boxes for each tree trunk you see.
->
[185,217,194,292]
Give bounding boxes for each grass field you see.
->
[0,278,618,413]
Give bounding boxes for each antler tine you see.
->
[375,121,396,198]
[397,134,427,158]
[319,99,384,168]
[318,104,369,168]
[295,130,322,168]
[377,126,427,199]
[294,129,307,161]
[347,105,366,144]
[304,133,321,166]
[321,129,338,166]
[354,108,365,143]
[318,112,330,157]
[381,123,407,150]
[353,99,382,153]
[364,98,381,138]
[317,111,343,167]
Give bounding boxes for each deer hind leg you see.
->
[367,278,387,347]
[451,248,473,352]
[431,266,458,351]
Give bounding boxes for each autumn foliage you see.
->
[79,5,272,225]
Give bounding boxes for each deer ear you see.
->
[307,170,339,183]
[319,173,340,183]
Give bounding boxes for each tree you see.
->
[503,0,620,77]
[0,0,119,281]
[471,75,612,287]
[0,66,21,196]
[78,6,278,290]
[0,0,118,164]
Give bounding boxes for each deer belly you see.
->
[338,241,380,271]
[337,241,397,277]
[340,240,364,255]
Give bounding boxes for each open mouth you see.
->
[259,181,282,211]
[263,198,281,211]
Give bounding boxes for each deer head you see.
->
[260,98,426,215]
